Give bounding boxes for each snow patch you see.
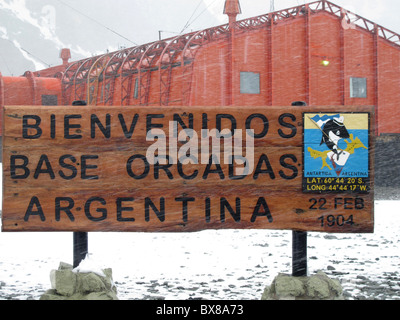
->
[72,255,106,278]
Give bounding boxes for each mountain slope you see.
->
[0,0,223,76]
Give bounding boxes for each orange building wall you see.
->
[309,13,342,106]
[378,41,400,134]
[272,19,307,106]
[1,8,400,135]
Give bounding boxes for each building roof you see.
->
[34,0,400,83]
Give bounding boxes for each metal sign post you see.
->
[291,102,308,277]
[71,101,89,269]
[292,231,307,277]
[73,232,88,268]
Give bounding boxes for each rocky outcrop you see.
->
[262,271,344,300]
[40,262,118,300]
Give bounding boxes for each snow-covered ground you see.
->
[1,201,399,300]
[0,163,399,300]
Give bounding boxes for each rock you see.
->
[274,274,305,298]
[40,289,68,301]
[84,292,118,301]
[261,271,344,300]
[307,274,330,299]
[77,273,106,293]
[262,274,305,300]
[50,269,77,297]
[58,262,73,270]
[41,262,118,300]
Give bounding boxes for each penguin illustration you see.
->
[320,116,350,159]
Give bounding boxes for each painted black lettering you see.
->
[173,113,194,130]
[203,155,225,180]
[34,155,55,179]
[55,197,75,221]
[154,158,173,180]
[85,197,107,222]
[50,114,56,139]
[81,155,99,180]
[145,198,165,222]
[116,197,135,222]
[246,114,269,138]
[220,198,241,223]
[64,115,82,139]
[126,154,150,180]
[251,197,273,223]
[205,197,211,223]
[254,154,275,180]
[279,154,298,180]
[91,114,111,139]
[202,113,209,130]
[10,155,30,179]
[216,114,236,138]
[335,198,343,209]
[229,155,248,180]
[175,196,195,223]
[355,198,365,210]
[24,196,45,222]
[23,115,42,139]
[118,113,139,139]
[177,161,198,180]
[146,114,164,139]
[344,198,353,210]
[278,113,297,138]
[59,155,78,180]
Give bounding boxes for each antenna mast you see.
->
[270,0,275,12]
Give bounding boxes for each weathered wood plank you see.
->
[2,105,374,233]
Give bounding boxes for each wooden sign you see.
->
[2,105,374,233]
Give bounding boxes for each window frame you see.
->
[240,71,261,95]
[350,77,367,98]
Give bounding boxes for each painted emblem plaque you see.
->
[303,113,370,194]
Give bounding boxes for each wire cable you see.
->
[1,37,51,68]
[180,0,219,34]
[56,0,138,46]
[180,0,204,34]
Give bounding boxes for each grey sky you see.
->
[0,0,399,76]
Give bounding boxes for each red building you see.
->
[1,0,400,136]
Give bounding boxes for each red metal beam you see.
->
[139,41,167,105]
[120,44,151,106]
[102,48,131,106]
[374,24,380,135]
[158,35,188,106]
[0,72,4,108]
[87,54,111,105]
[305,4,311,105]
[339,8,345,106]
[266,13,273,106]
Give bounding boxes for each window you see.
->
[134,78,139,99]
[350,77,367,98]
[41,95,58,106]
[240,72,260,94]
